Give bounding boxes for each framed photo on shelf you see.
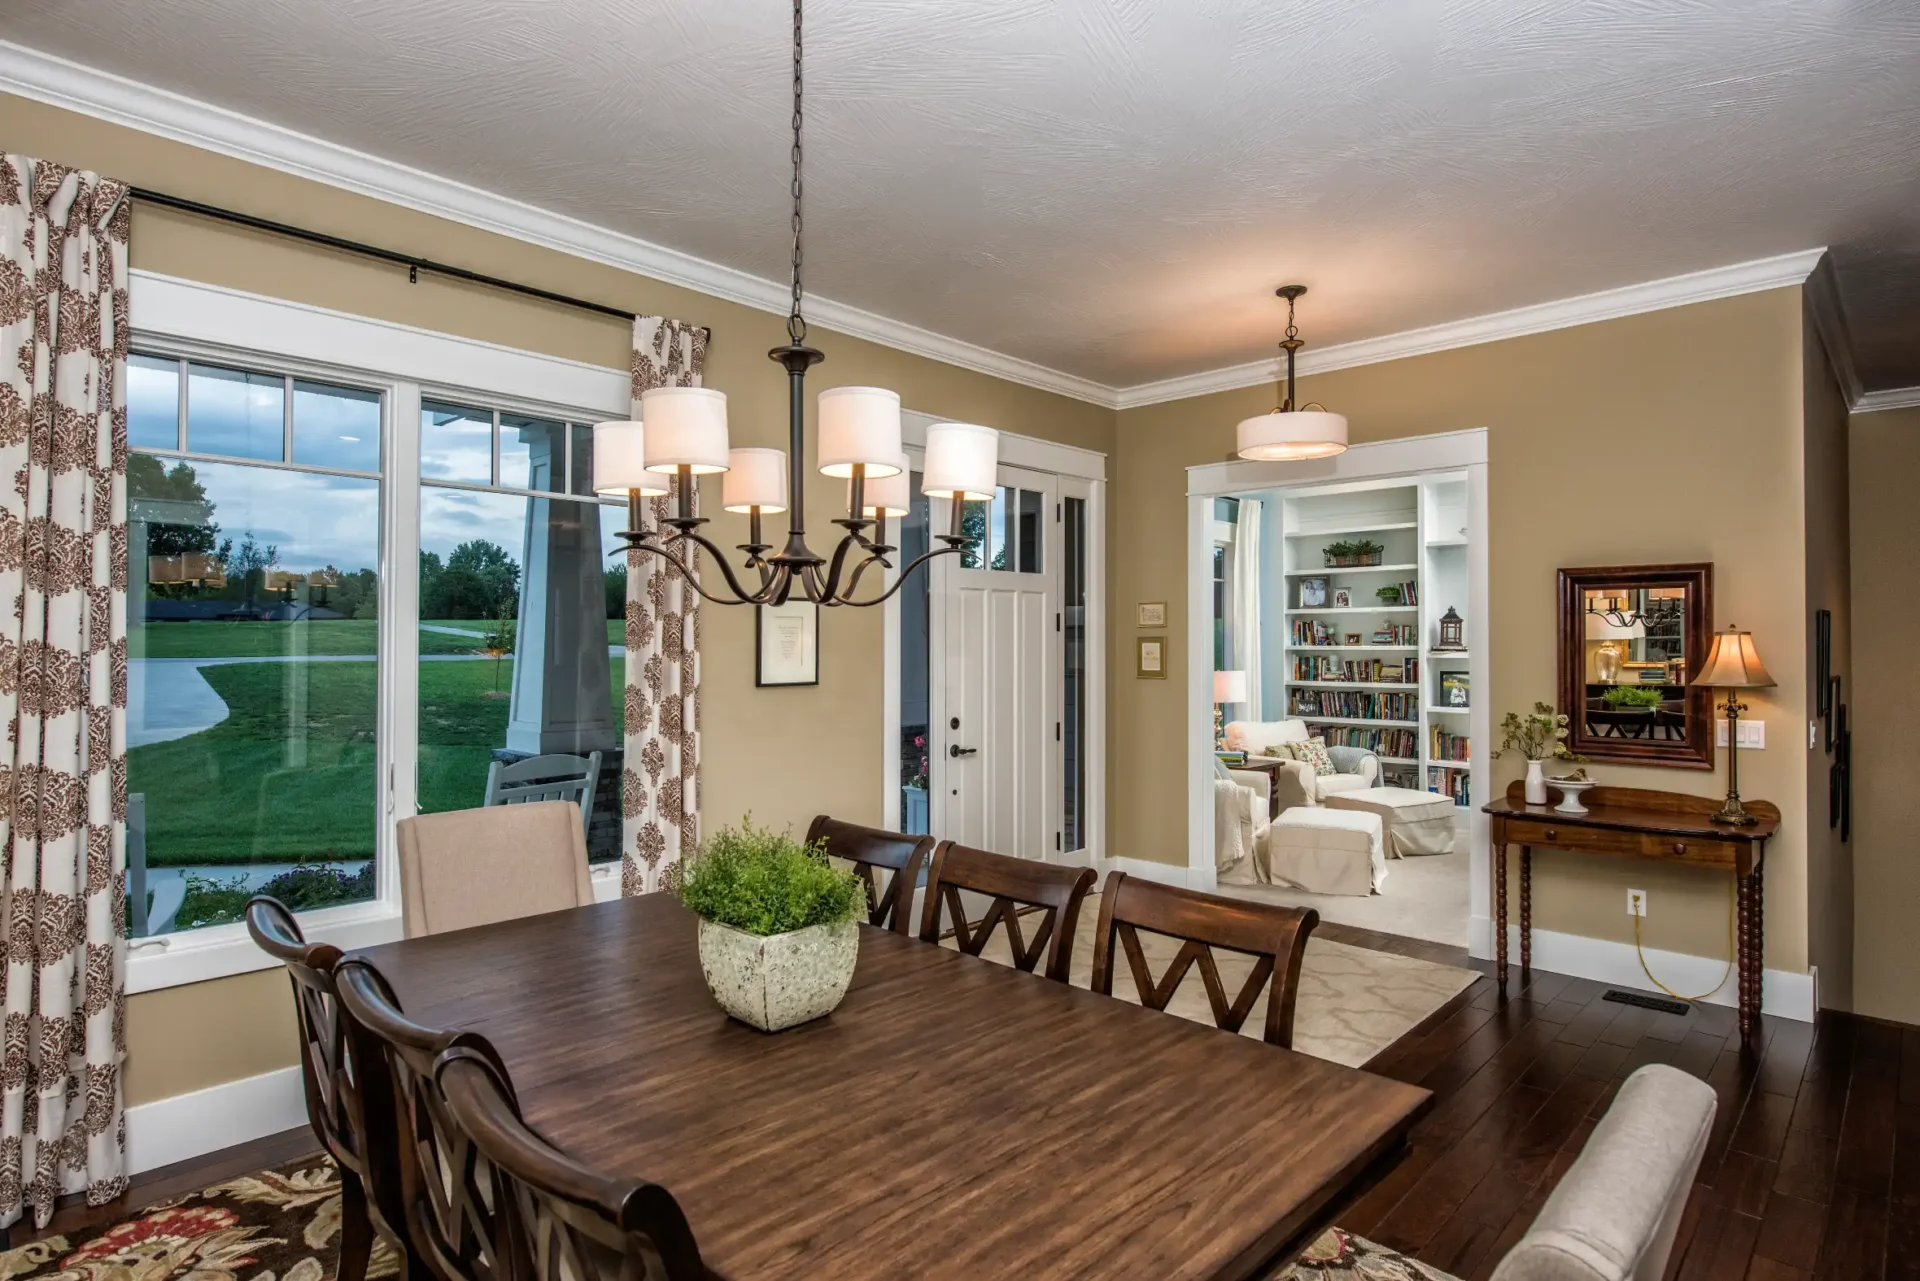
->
[1332,588,1352,608]
[1345,632,1363,646]
[756,600,819,687]
[1298,576,1329,608]
[1440,672,1470,707]
[1136,636,1167,679]
[1137,601,1167,628]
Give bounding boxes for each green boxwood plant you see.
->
[672,820,864,937]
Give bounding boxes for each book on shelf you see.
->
[1311,725,1417,759]
[1374,580,1419,607]
[1289,656,1421,684]
[1288,690,1418,721]
[1367,622,1418,645]
[1429,726,1471,761]
[1215,750,1248,766]
[1427,767,1471,807]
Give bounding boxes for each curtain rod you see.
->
[129,187,638,323]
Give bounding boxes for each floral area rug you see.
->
[0,1155,1456,1281]
[0,1157,397,1281]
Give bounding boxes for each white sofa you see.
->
[1223,718,1381,812]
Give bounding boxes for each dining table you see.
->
[350,892,1432,1279]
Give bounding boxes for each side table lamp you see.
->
[1691,625,1775,825]
[1213,670,1248,750]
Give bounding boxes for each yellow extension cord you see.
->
[1632,871,1737,1003]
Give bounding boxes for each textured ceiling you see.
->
[4,0,1918,392]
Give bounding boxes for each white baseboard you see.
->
[125,1065,307,1176]
[1468,915,1815,1022]
[1100,856,1199,889]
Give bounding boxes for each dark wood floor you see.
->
[18,930,1918,1281]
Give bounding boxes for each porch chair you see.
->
[483,750,603,829]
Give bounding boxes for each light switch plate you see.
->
[1716,719,1765,748]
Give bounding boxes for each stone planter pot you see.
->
[696,917,859,1032]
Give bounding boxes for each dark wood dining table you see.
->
[351,893,1432,1279]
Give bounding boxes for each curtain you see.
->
[1233,499,1263,722]
[620,318,709,896]
[0,155,131,1226]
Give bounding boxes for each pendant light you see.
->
[598,0,996,607]
[1235,285,1348,461]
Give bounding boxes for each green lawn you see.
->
[133,618,623,659]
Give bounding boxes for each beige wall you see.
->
[4,93,1113,1107]
[1848,405,1920,1025]
[1111,289,1816,972]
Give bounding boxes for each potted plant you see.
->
[1322,538,1385,568]
[1375,585,1403,606]
[1492,701,1584,805]
[673,821,866,1032]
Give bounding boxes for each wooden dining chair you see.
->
[919,841,1096,983]
[805,815,934,933]
[244,898,413,1281]
[397,800,594,937]
[437,1046,709,1281]
[1090,872,1319,1049]
[335,957,519,1281]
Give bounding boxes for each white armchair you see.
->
[1212,760,1270,873]
[1223,718,1381,812]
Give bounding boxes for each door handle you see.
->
[949,744,979,758]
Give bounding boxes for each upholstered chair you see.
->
[397,800,594,937]
[1223,718,1381,809]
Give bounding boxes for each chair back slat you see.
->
[484,751,603,826]
[438,1049,708,1281]
[1091,873,1318,1048]
[337,959,517,1281]
[919,842,1095,983]
[806,815,934,933]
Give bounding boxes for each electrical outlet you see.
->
[1627,888,1648,918]
[1716,719,1766,748]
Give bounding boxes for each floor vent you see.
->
[1603,990,1690,1016]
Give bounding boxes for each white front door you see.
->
[930,464,1060,862]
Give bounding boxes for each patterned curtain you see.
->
[0,156,130,1226]
[621,318,709,896]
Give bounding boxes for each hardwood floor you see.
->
[15,939,1917,1281]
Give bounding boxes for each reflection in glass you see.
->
[293,380,380,472]
[1017,489,1044,573]
[1064,496,1086,851]
[188,363,283,461]
[421,402,494,483]
[498,414,566,492]
[1581,586,1689,740]
[569,423,596,496]
[128,354,179,451]
[125,455,380,936]
[898,472,931,834]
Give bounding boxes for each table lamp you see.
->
[1690,625,1774,825]
[1213,670,1248,749]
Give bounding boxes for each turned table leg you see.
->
[1750,858,1765,1036]
[1520,846,1533,975]
[1735,870,1753,1044]
[1495,841,1508,986]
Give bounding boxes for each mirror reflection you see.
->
[1580,586,1688,740]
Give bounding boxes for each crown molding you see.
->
[0,39,1114,408]
[1854,385,1920,414]
[1115,247,1827,410]
[1802,251,1865,408]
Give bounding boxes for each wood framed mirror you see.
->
[1556,563,1714,769]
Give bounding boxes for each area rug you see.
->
[0,1156,1458,1281]
[1218,847,1472,950]
[957,893,1480,1067]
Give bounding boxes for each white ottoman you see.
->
[1325,786,1459,858]
[1261,808,1386,896]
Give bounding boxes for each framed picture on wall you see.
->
[1137,601,1167,628]
[756,600,819,687]
[1136,636,1167,679]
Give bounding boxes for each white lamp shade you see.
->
[853,453,912,518]
[922,421,999,501]
[591,421,669,496]
[640,387,730,474]
[721,448,789,513]
[1236,408,1349,461]
[1213,670,1248,704]
[817,386,903,478]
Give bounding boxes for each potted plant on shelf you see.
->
[1492,701,1585,805]
[1375,585,1403,606]
[1323,538,1385,568]
[672,820,866,1032]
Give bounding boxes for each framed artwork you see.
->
[1345,633,1363,646]
[1298,577,1329,608]
[756,600,819,687]
[1135,636,1167,679]
[1440,672,1470,707]
[1815,609,1832,716]
[1137,601,1167,628]
[1331,588,1352,608]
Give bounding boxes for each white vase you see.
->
[1525,758,1549,806]
[697,917,860,1032]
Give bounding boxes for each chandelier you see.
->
[593,0,998,607]
[1235,285,1348,461]
[1586,594,1682,630]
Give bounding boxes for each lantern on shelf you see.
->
[1436,607,1466,652]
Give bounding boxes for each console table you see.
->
[1482,782,1779,1044]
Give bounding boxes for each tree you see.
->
[220,532,279,607]
[129,455,220,557]
[446,540,519,619]
[604,563,627,620]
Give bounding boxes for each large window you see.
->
[416,402,626,862]
[127,355,383,936]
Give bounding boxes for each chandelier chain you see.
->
[788,0,806,344]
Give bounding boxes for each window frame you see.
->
[125,274,630,992]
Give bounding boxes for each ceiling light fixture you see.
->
[597,0,996,607]
[1235,285,1348,461]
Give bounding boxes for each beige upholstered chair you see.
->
[1490,1064,1716,1281]
[397,801,594,937]
[1224,718,1380,810]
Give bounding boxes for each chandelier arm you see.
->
[813,527,874,604]
[829,542,968,608]
[628,532,780,606]
[838,549,892,601]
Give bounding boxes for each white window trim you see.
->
[126,271,630,993]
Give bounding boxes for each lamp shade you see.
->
[922,421,999,501]
[817,386,903,478]
[1236,408,1349,461]
[721,447,788,513]
[853,453,912,518]
[640,387,730,474]
[1691,626,1775,688]
[1213,670,1248,704]
[591,421,669,496]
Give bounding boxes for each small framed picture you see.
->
[1331,588,1352,608]
[1440,672,1470,707]
[1345,633,1363,646]
[756,600,819,687]
[1137,601,1167,628]
[1298,576,1329,608]
[1136,636,1167,679]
